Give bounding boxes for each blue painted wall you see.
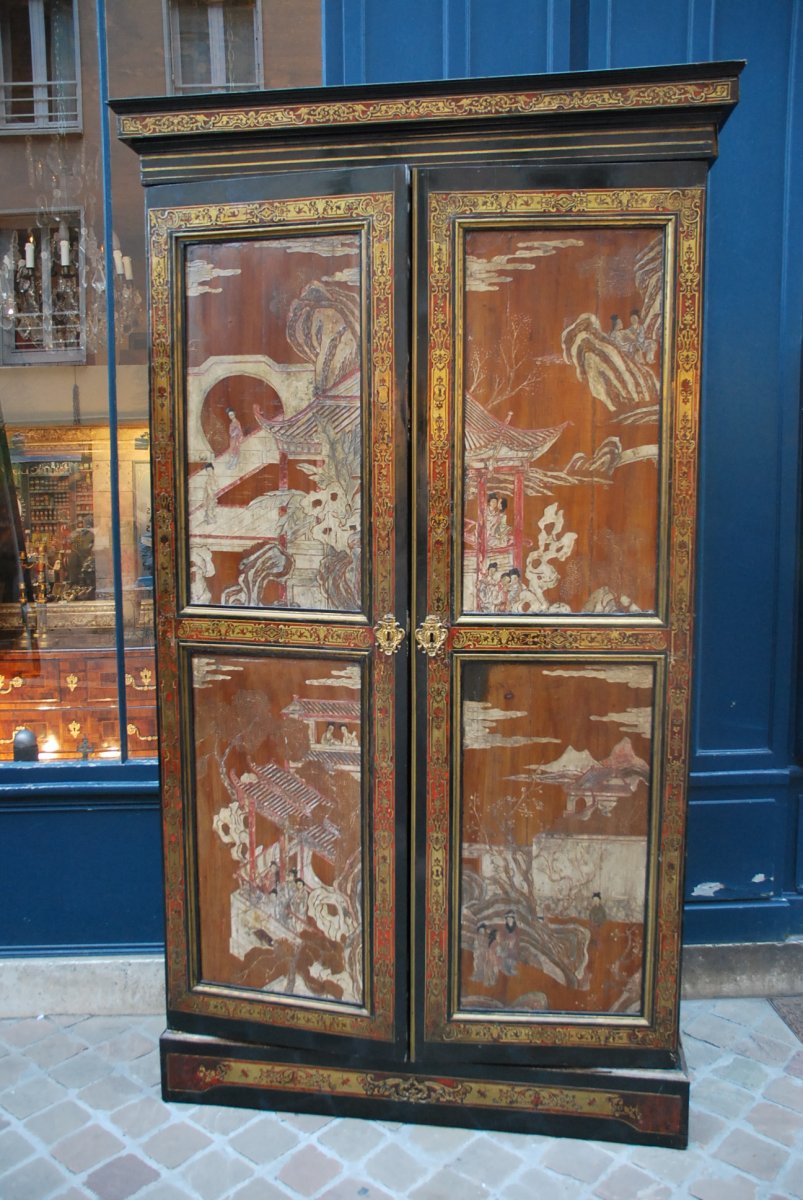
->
[325,0,803,944]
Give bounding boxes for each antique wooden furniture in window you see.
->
[115,62,740,1146]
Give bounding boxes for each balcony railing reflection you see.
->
[0,80,80,129]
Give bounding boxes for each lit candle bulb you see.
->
[25,238,35,268]
[122,255,133,280]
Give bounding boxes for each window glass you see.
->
[169,0,260,94]
[0,0,80,129]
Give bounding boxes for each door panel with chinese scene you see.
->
[415,169,701,1067]
[149,167,409,1054]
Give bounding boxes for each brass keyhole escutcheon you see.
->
[373,614,406,656]
[414,614,448,658]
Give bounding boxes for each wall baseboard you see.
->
[0,956,165,1017]
[1,942,800,1018]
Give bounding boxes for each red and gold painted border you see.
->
[165,1051,686,1140]
[423,186,704,1051]
[149,190,400,1042]
[119,77,736,141]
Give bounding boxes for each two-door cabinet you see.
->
[114,61,740,1146]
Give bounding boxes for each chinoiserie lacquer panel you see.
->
[182,232,364,614]
[459,223,667,618]
[190,650,367,1009]
[455,657,660,1019]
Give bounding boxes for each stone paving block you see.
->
[96,1033,157,1064]
[74,1017,139,1046]
[53,1187,96,1200]
[277,1142,342,1196]
[683,1011,749,1050]
[0,1053,27,1088]
[135,1183,195,1200]
[747,1097,803,1145]
[408,1165,491,1200]
[110,1097,172,1138]
[52,1122,127,1173]
[51,1050,114,1089]
[0,1125,36,1170]
[778,1155,803,1200]
[84,1152,162,1200]
[711,998,774,1027]
[180,1146,255,1199]
[681,1037,724,1072]
[50,1014,89,1028]
[688,1173,758,1200]
[713,1054,771,1093]
[764,1073,803,1113]
[1,1073,68,1118]
[449,1133,524,1187]
[141,1120,212,1168]
[26,1032,86,1068]
[592,1163,672,1199]
[318,1115,386,1161]
[78,1074,144,1111]
[687,1107,727,1148]
[279,1111,335,1133]
[187,1104,258,1135]
[365,1141,429,1191]
[230,1178,296,1200]
[714,1128,788,1182]
[126,1050,162,1088]
[786,1050,803,1079]
[0,1017,58,1048]
[541,1140,616,1182]
[500,1166,587,1199]
[756,1009,802,1047]
[690,1076,755,1120]
[406,1123,476,1159]
[229,1115,299,1164]
[319,1181,397,1200]
[630,1143,703,1184]
[25,1098,92,1143]
[1,1154,70,1200]
[734,1033,797,1067]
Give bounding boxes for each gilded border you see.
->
[165,1052,685,1138]
[119,78,735,140]
[149,190,399,1042]
[423,186,704,1051]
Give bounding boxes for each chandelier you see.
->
[0,136,143,356]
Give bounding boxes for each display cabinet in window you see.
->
[114,62,740,1146]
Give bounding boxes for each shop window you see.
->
[0,216,84,365]
[166,0,262,95]
[0,0,80,130]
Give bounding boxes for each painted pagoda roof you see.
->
[464,395,566,466]
[262,393,359,456]
[236,761,329,824]
[296,816,340,862]
[282,697,361,722]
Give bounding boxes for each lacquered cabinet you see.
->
[114,62,740,1146]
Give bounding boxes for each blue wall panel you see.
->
[588,0,702,69]
[0,800,164,954]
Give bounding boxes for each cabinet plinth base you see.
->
[160,1030,689,1148]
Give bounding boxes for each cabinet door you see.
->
[414,167,703,1068]
[149,167,409,1055]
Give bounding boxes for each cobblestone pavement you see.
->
[0,999,801,1199]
